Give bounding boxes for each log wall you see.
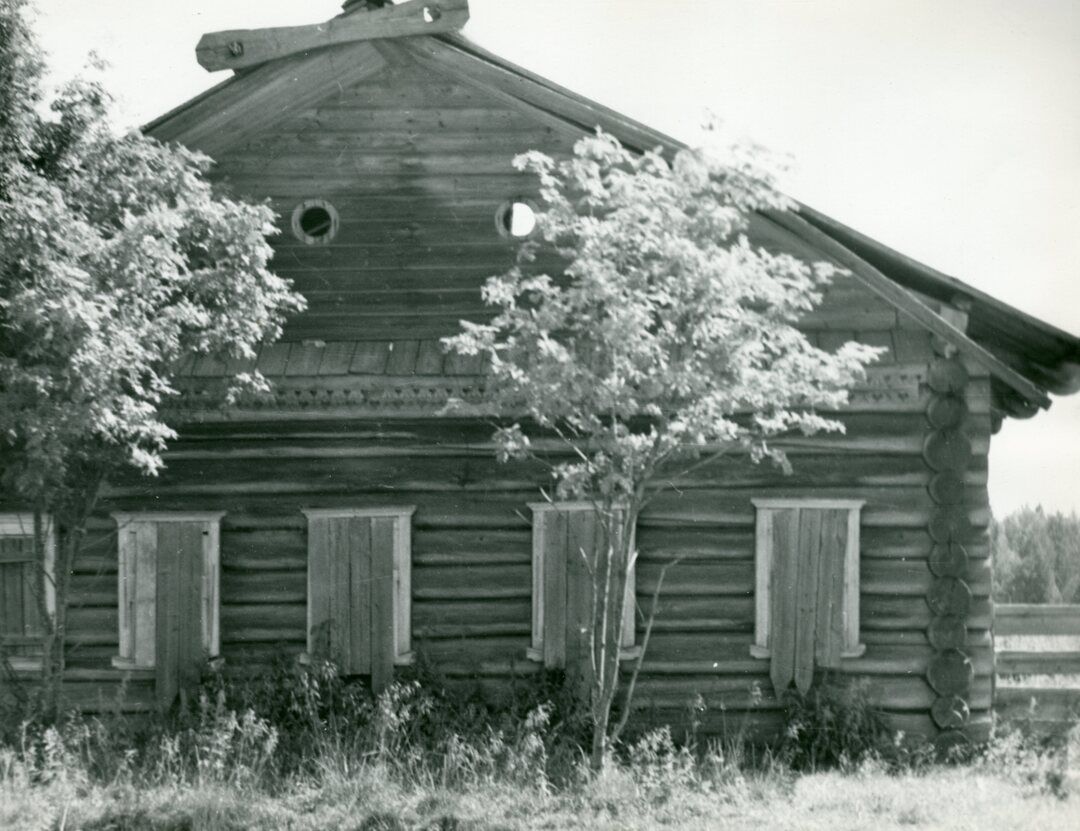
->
[25,39,995,740]
[52,332,995,741]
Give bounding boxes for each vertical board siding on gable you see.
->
[200,45,904,345]
[208,57,572,344]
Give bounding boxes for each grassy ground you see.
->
[2,667,1078,830]
[2,761,1078,830]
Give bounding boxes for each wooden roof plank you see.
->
[147,41,388,158]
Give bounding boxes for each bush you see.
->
[774,676,891,770]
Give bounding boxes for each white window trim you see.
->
[749,498,866,660]
[0,513,57,672]
[301,506,415,666]
[526,501,639,663]
[110,511,225,671]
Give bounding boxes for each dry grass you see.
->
[2,666,1077,830]
[1,761,1078,831]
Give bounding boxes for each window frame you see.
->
[749,498,866,660]
[300,506,415,667]
[110,511,225,671]
[526,500,639,663]
[0,512,56,671]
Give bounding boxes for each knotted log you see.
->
[927,648,974,696]
[927,615,968,650]
[929,471,966,506]
[923,430,972,472]
[926,394,967,429]
[928,543,968,578]
[927,577,973,617]
[931,694,971,729]
[928,358,969,394]
[928,506,973,544]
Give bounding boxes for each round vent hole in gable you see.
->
[291,200,339,245]
[496,199,537,238]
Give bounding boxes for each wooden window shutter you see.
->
[527,502,637,670]
[0,514,56,670]
[303,507,414,693]
[111,513,223,709]
[751,499,864,694]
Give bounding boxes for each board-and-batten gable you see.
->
[146,29,1071,424]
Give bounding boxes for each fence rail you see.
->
[993,603,1080,731]
[995,604,1080,636]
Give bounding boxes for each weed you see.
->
[774,675,892,770]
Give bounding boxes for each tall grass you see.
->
[1,662,1077,830]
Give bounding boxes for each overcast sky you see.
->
[29,0,1080,517]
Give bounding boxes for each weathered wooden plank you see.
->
[155,523,179,710]
[768,508,799,694]
[542,510,568,669]
[995,604,1080,636]
[370,516,395,691]
[996,651,1080,676]
[816,509,846,668]
[306,516,331,660]
[197,0,471,72]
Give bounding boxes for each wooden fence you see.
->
[993,604,1080,730]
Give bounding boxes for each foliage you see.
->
[1,673,1078,830]
[774,675,891,771]
[0,0,304,702]
[991,507,1080,604]
[0,0,304,504]
[443,128,882,767]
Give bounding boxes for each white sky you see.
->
[28,0,1080,517]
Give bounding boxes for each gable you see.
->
[147,25,1079,423]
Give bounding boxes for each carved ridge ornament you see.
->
[170,366,927,417]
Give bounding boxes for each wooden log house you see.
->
[3,0,1079,748]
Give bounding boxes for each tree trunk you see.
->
[42,471,104,720]
[590,704,610,771]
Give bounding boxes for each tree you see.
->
[444,130,881,769]
[992,507,1080,604]
[0,0,305,710]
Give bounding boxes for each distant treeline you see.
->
[991,507,1080,604]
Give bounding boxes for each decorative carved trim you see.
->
[169,366,928,419]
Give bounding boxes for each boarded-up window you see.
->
[0,514,56,670]
[302,507,414,692]
[111,512,224,708]
[526,502,637,669]
[751,499,865,693]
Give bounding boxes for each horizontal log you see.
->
[413,598,532,628]
[221,627,305,645]
[222,529,307,570]
[221,603,306,632]
[221,571,307,605]
[863,595,991,631]
[414,563,531,600]
[637,561,753,597]
[995,604,1080,635]
[130,453,988,499]
[414,622,531,639]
